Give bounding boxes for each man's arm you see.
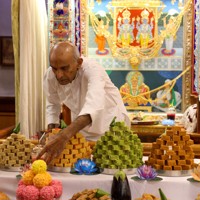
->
[36,114,92,164]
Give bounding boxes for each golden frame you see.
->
[79,0,193,112]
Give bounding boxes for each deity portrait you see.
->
[120,71,150,107]
[136,9,154,48]
[117,9,134,48]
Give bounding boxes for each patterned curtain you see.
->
[18,0,48,138]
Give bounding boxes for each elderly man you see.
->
[37,41,130,163]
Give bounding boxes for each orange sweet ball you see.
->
[22,170,35,185]
[0,192,10,200]
[33,172,52,188]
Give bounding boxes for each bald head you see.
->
[50,41,80,62]
[49,42,83,85]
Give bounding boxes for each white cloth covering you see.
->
[44,58,130,141]
[0,158,200,200]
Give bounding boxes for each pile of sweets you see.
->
[0,133,34,168]
[0,192,10,200]
[147,126,195,170]
[16,160,62,200]
[69,189,111,200]
[48,128,92,168]
[93,120,143,169]
[134,193,159,200]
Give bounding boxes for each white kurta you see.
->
[43,58,130,140]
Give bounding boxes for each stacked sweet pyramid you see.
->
[147,126,195,170]
[93,118,143,169]
[48,128,92,168]
[0,133,34,168]
[16,160,62,200]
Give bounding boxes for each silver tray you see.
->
[48,166,71,173]
[157,169,193,177]
[102,168,136,175]
[0,166,22,172]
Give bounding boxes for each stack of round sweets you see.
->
[93,120,143,169]
[0,133,35,168]
[48,128,92,168]
[147,126,195,171]
[16,160,62,200]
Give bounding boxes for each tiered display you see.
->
[48,129,92,169]
[93,120,143,170]
[147,126,195,173]
[16,160,62,200]
[0,133,35,169]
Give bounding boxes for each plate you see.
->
[48,166,71,173]
[131,120,160,125]
[0,166,22,172]
[157,169,193,177]
[102,168,136,175]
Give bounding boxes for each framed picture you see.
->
[0,37,14,66]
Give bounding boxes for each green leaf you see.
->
[131,176,162,181]
[187,178,200,182]
[110,116,117,127]
[13,123,20,133]
[159,188,168,200]
[16,174,22,180]
[95,189,110,198]
[114,170,126,181]
[60,119,67,129]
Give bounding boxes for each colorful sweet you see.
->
[0,133,35,168]
[31,160,47,174]
[48,129,92,168]
[93,118,143,169]
[16,160,62,200]
[147,126,195,171]
[69,189,111,200]
[0,192,10,200]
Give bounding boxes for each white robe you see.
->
[43,58,130,141]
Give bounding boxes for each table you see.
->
[1,159,200,200]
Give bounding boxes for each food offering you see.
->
[47,128,92,172]
[16,160,62,200]
[147,126,195,176]
[134,188,168,200]
[0,192,10,200]
[130,112,161,125]
[93,118,143,174]
[69,189,111,200]
[0,131,35,171]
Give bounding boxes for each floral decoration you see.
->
[73,159,98,175]
[131,164,163,181]
[137,165,158,180]
[191,163,200,182]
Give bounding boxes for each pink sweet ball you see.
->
[50,180,62,187]
[16,184,26,200]
[18,179,25,186]
[51,184,62,198]
[22,185,40,200]
[40,186,55,200]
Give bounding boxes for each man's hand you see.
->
[36,114,92,164]
[36,129,69,164]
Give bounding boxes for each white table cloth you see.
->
[0,168,200,200]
